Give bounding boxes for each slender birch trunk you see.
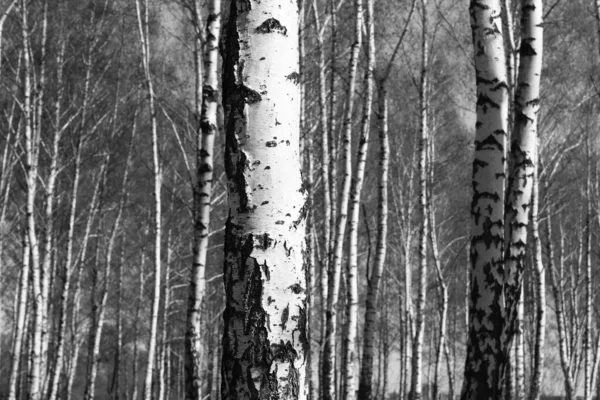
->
[427,136,453,400]
[21,3,44,397]
[547,214,575,399]
[111,243,125,400]
[159,232,173,400]
[8,233,31,400]
[221,1,308,398]
[515,289,525,400]
[584,138,593,400]
[357,77,389,400]
[529,148,545,400]
[462,1,509,397]
[134,1,163,397]
[343,0,374,397]
[410,3,429,399]
[185,0,221,397]
[322,0,362,397]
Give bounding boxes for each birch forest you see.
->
[1,0,600,399]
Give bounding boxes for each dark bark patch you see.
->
[281,304,289,331]
[288,283,304,294]
[285,72,300,84]
[519,40,537,56]
[255,18,288,36]
[241,85,262,104]
[266,141,277,147]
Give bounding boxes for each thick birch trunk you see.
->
[322,1,362,398]
[502,0,543,360]
[221,1,308,398]
[462,1,509,398]
[185,0,221,397]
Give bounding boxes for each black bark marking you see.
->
[266,141,277,147]
[477,93,500,110]
[241,85,262,104]
[255,18,288,36]
[519,40,537,57]
[475,134,504,151]
[288,283,304,294]
[286,71,300,84]
[281,304,289,331]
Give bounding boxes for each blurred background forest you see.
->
[0,0,598,399]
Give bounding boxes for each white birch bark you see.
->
[529,147,545,400]
[8,233,31,400]
[221,0,308,398]
[502,0,543,355]
[343,0,375,397]
[185,0,221,397]
[134,1,163,397]
[462,1,509,397]
[357,77,389,400]
[322,0,362,397]
[411,1,429,398]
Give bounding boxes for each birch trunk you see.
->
[8,233,31,400]
[357,76,389,400]
[547,214,575,399]
[462,1,509,397]
[410,2,429,399]
[343,0,375,397]
[502,0,543,361]
[221,0,308,398]
[21,3,44,397]
[310,0,331,315]
[322,0,362,397]
[529,148,545,400]
[185,0,221,397]
[135,1,163,397]
[428,136,452,400]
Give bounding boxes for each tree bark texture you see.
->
[221,1,309,398]
[185,0,221,397]
[462,1,509,398]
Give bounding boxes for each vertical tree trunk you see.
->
[529,148,545,400]
[462,1,509,398]
[502,0,543,365]
[322,0,362,398]
[357,75,389,400]
[159,231,173,400]
[185,0,221,397]
[221,1,308,398]
[343,0,375,397]
[8,233,31,400]
[134,1,163,397]
[410,2,429,399]
[547,214,575,399]
[514,289,525,400]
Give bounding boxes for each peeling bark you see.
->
[222,1,308,398]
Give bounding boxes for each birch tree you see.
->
[322,0,362,397]
[185,0,221,397]
[462,1,509,397]
[134,0,163,397]
[221,0,308,398]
